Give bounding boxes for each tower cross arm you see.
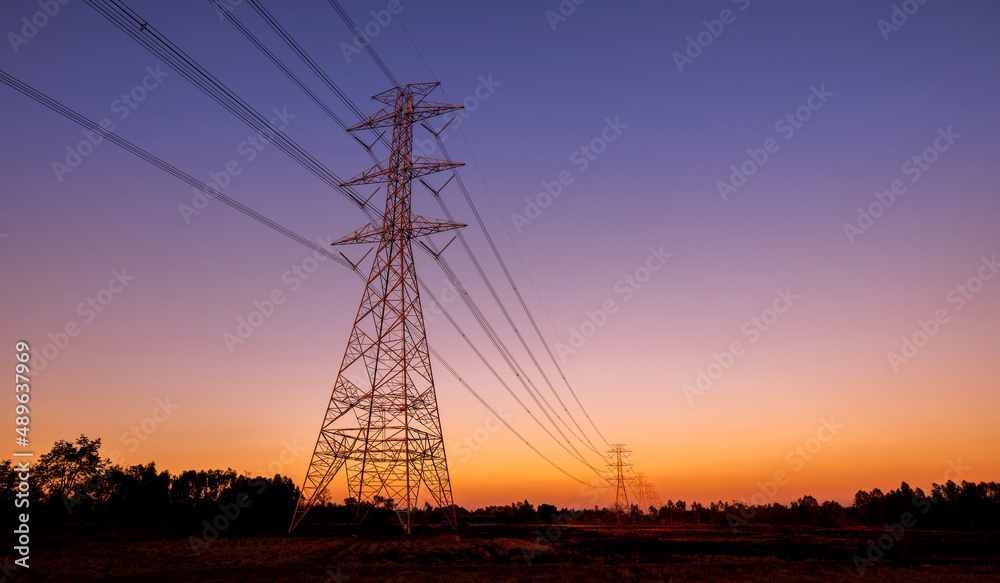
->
[340,158,464,187]
[332,215,465,246]
[347,103,463,132]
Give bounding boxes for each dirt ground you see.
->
[11,523,1000,582]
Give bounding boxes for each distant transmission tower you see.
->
[633,472,648,512]
[644,479,661,511]
[290,83,465,534]
[606,444,634,513]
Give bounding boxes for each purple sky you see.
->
[2,0,998,507]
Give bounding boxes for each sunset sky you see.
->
[2,0,998,510]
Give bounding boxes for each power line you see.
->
[0,67,351,270]
[75,0,607,478]
[429,344,603,488]
[244,0,368,121]
[326,0,399,88]
[209,0,390,172]
[324,1,610,453]
[420,238,602,470]
[0,66,604,488]
[208,0,349,133]
[277,0,370,96]
[211,0,600,466]
[83,0,376,218]
[421,141,604,454]
[241,0,606,462]
[432,135,612,448]
[83,0,610,476]
[392,14,612,447]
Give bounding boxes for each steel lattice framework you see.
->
[606,444,659,515]
[644,480,661,511]
[606,444,634,514]
[290,82,465,534]
[633,472,649,511]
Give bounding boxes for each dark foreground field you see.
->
[16,524,1000,582]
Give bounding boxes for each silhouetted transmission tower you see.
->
[606,444,635,513]
[290,83,465,534]
[633,472,649,511]
[644,479,661,511]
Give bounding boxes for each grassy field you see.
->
[17,523,1000,582]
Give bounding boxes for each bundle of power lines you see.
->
[3,0,624,488]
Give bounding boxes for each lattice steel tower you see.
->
[290,83,465,534]
[643,479,661,511]
[606,444,634,513]
[633,472,649,512]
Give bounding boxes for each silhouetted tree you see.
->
[34,435,106,501]
[537,503,557,521]
[8,437,1000,532]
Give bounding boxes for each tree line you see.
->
[3,436,998,533]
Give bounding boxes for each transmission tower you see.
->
[606,444,634,513]
[633,472,648,512]
[290,82,465,534]
[644,480,661,511]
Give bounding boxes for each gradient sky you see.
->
[2,0,999,510]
